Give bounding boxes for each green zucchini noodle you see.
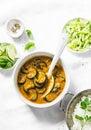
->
[64,18,91,52]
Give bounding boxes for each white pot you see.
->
[13,51,70,108]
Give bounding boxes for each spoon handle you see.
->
[48,33,68,76]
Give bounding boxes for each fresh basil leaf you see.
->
[75,115,84,120]
[24,42,35,50]
[80,97,91,110]
[0,56,13,63]
[84,98,90,105]
[0,43,17,69]
[84,115,91,121]
[0,62,6,67]
[87,116,91,121]
[5,62,13,68]
[0,56,14,69]
[80,101,87,109]
[26,30,33,39]
[87,106,91,111]
[84,115,89,121]
[89,100,91,104]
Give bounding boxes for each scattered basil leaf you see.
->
[87,106,91,111]
[75,115,84,120]
[75,114,91,122]
[84,115,89,121]
[84,98,90,105]
[80,101,87,109]
[26,29,33,39]
[84,115,91,121]
[87,116,91,121]
[24,42,35,51]
[80,97,91,110]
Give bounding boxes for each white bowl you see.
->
[13,52,70,108]
[63,17,91,54]
[6,18,24,38]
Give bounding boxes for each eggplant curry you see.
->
[17,56,66,104]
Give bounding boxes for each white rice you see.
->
[71,96,91,130]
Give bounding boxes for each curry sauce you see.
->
[17,56,66,104]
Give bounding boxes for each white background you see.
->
[0,0,91,129]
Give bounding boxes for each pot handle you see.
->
[59,92,74,113]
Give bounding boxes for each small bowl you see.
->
[66,89,91,129]
[13,51,70,108]
[6,19,24,38]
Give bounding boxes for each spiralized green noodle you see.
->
[64,18,91,52]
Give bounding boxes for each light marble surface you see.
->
[0,0,91,129]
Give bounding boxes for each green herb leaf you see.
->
[0,55,15,69]
[80,101,87,109]
[80,98,91,109]
[75,115,84,120]
[24,42,35,51]
[87,106,91,111]
[84,115,91,121]
[0,62,6,67]
[0,43,17,69]
[84,115,89,121]
[5,62,13,68]
[87,116,91,121]
[26,30,33,39]
[84,98,90,105]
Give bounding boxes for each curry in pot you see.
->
[17,56,66,104]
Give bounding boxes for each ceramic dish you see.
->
[13,51,70,108]
[6,18,24,38]
[63,18,91,54]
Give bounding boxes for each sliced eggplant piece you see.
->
[24,61,31,69]
[37,61,47,69]
[43,93,57,102]
[36,71,46,84]
[52,83,61,94]
[34,79,41,88]
[18,73,26,84]
[23,79,34,92]
[27,67,37,79]
[34,59,47,69]
[36,87,46,94]
[33,58,41,68]
[28,89,38,101]
[34,78,44,88]
[21,66,29,74]
[38,61,48,72]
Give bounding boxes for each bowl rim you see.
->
[13,51,70,108]
[65,88,91,129]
